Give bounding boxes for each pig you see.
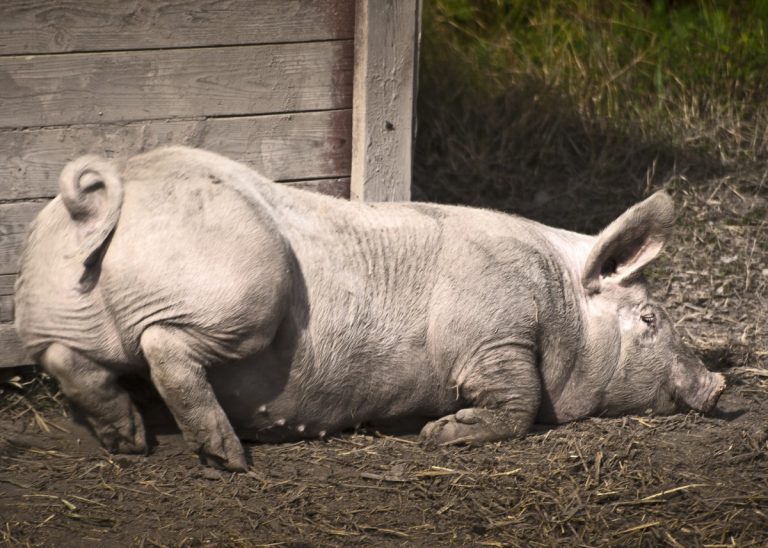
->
[14,146,726,471]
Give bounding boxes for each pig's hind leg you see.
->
[420,345,540,445]
[139,325,247,472]
[40,343,147,454]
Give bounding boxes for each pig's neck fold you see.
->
[534,226,618,422]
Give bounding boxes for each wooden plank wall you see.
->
[0,0,355,366]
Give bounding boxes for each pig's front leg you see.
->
[139,325,247,472]
[40,343,147,454]
[420,345,540,445]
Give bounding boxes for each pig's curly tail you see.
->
[59,155,123,267]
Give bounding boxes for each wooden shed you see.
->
[0,0,422,368]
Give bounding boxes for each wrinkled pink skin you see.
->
[15,147,726,471]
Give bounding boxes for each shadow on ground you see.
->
[413,74,724,233]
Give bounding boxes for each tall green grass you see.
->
[428,0,768,109]
[415,0,768,229]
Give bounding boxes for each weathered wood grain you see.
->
[0,274,15,296]
[1,276,17,323]
[0,201,46,275]
[0,324,29,367]
[0,110,352,200]
[0,41,352,129]
[350,0,421,202]
[0,0,354,56]
[285,178,350,199]
[201,115,351,190]
[0,295,13,323]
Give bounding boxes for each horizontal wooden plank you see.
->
[0,41,353,128]
[0,324,30,367]
[0,0,354,56]
[285,178,350,199]
[0,275,16,322]
[0,295,12,322]
[0,110,352,200]
[203,114,352,187]
[0,274,15,295]
[0,201,46,275]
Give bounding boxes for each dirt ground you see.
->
[1,171,767,547]
[1,368,766,547]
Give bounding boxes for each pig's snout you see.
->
[702,372,727,412]
[685,371,727,413]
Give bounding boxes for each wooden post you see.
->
[350,0,422,202]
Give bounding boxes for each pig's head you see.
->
[579,191,725,418]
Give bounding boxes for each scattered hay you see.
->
[1,354,766,546]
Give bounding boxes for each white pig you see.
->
[15,146,725,470]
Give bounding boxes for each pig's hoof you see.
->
[198,435,248,472]
[419,408,519,446]
[201,451,247,472]
[95,406,148,455]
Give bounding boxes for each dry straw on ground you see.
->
[1,349,766,547]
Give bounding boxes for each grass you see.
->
[414,0,768,231]
[425,0,768,113]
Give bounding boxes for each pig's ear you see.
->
[582,191,675,294]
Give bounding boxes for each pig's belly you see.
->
[207,346,459,442]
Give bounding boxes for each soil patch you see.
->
[1,361,766,546]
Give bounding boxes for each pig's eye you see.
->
[640,313,657,328]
